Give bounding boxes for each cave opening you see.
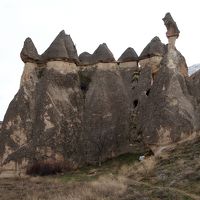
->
[146,89,151,96]
[133,100,138,108]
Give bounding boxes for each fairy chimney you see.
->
[163,12,180,50]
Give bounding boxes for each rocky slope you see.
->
[0,135,199,200]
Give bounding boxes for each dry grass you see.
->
[1,138,200,200]
[120,156,156,180]
[26,175,127,200]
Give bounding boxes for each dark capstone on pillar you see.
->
[162,12,180,49]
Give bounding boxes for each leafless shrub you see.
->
[26,160,73,176]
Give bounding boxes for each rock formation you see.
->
[0,31,139,176]
[163,12,180,38]
[118,47,138,62]
[0,12,199,176]
[163,12,180,50]
[79,43,115,65]
[132,13,194,152]
[41,30,79,64]
[139,37,166,60]
[79,52,92,65]
[135,49,197,151]
[139,36,166,79]
[20,38,40,63]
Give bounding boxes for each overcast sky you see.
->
[0,0,200,120]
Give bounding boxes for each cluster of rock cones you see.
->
[0,13,199,176]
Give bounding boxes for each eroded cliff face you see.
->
[1,13,200,176]
[81,62,138,163]
[0,31,140,175]
[130,15,193,151]
[134,48,197,151]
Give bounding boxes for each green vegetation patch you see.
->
[60,153,140,183]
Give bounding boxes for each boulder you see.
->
[20,38,40,63]
[118,47,138,62]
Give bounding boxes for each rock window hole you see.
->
[133,100,138,108]
[146,89,151,96]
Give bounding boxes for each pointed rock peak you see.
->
[41,30,69,62]
[41,30,79,63]
[92,43,115,63]
[20,37,40,63]
[59,30,66,35]
[64,34,79,63]
[163,12,180,38]
[118,47,138,62]
[151,36,161,42]
[79,52,92,65]
[139,36,166,60]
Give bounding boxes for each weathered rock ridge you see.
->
[0,31,139,175]
[79,43,115,65]
[0,12,200,176]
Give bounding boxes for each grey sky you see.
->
[0,0,200,120]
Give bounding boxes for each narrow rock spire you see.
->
[163,13,180,49]
[162,12,180,38]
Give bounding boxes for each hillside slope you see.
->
[0,136,199,200]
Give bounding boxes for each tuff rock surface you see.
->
[79,43,116,65]
[92,43,115,63]
[118,47,138,62]
[133,48,197,151]
[79,52,92,65]
[0,13,200,176]
[163,12,180,38]
[0,33,139,175]
[41,30,79,63]
[139,37,166,78]
[139,37,166,60]
[131,13,194,152]
[20,38,40,63]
